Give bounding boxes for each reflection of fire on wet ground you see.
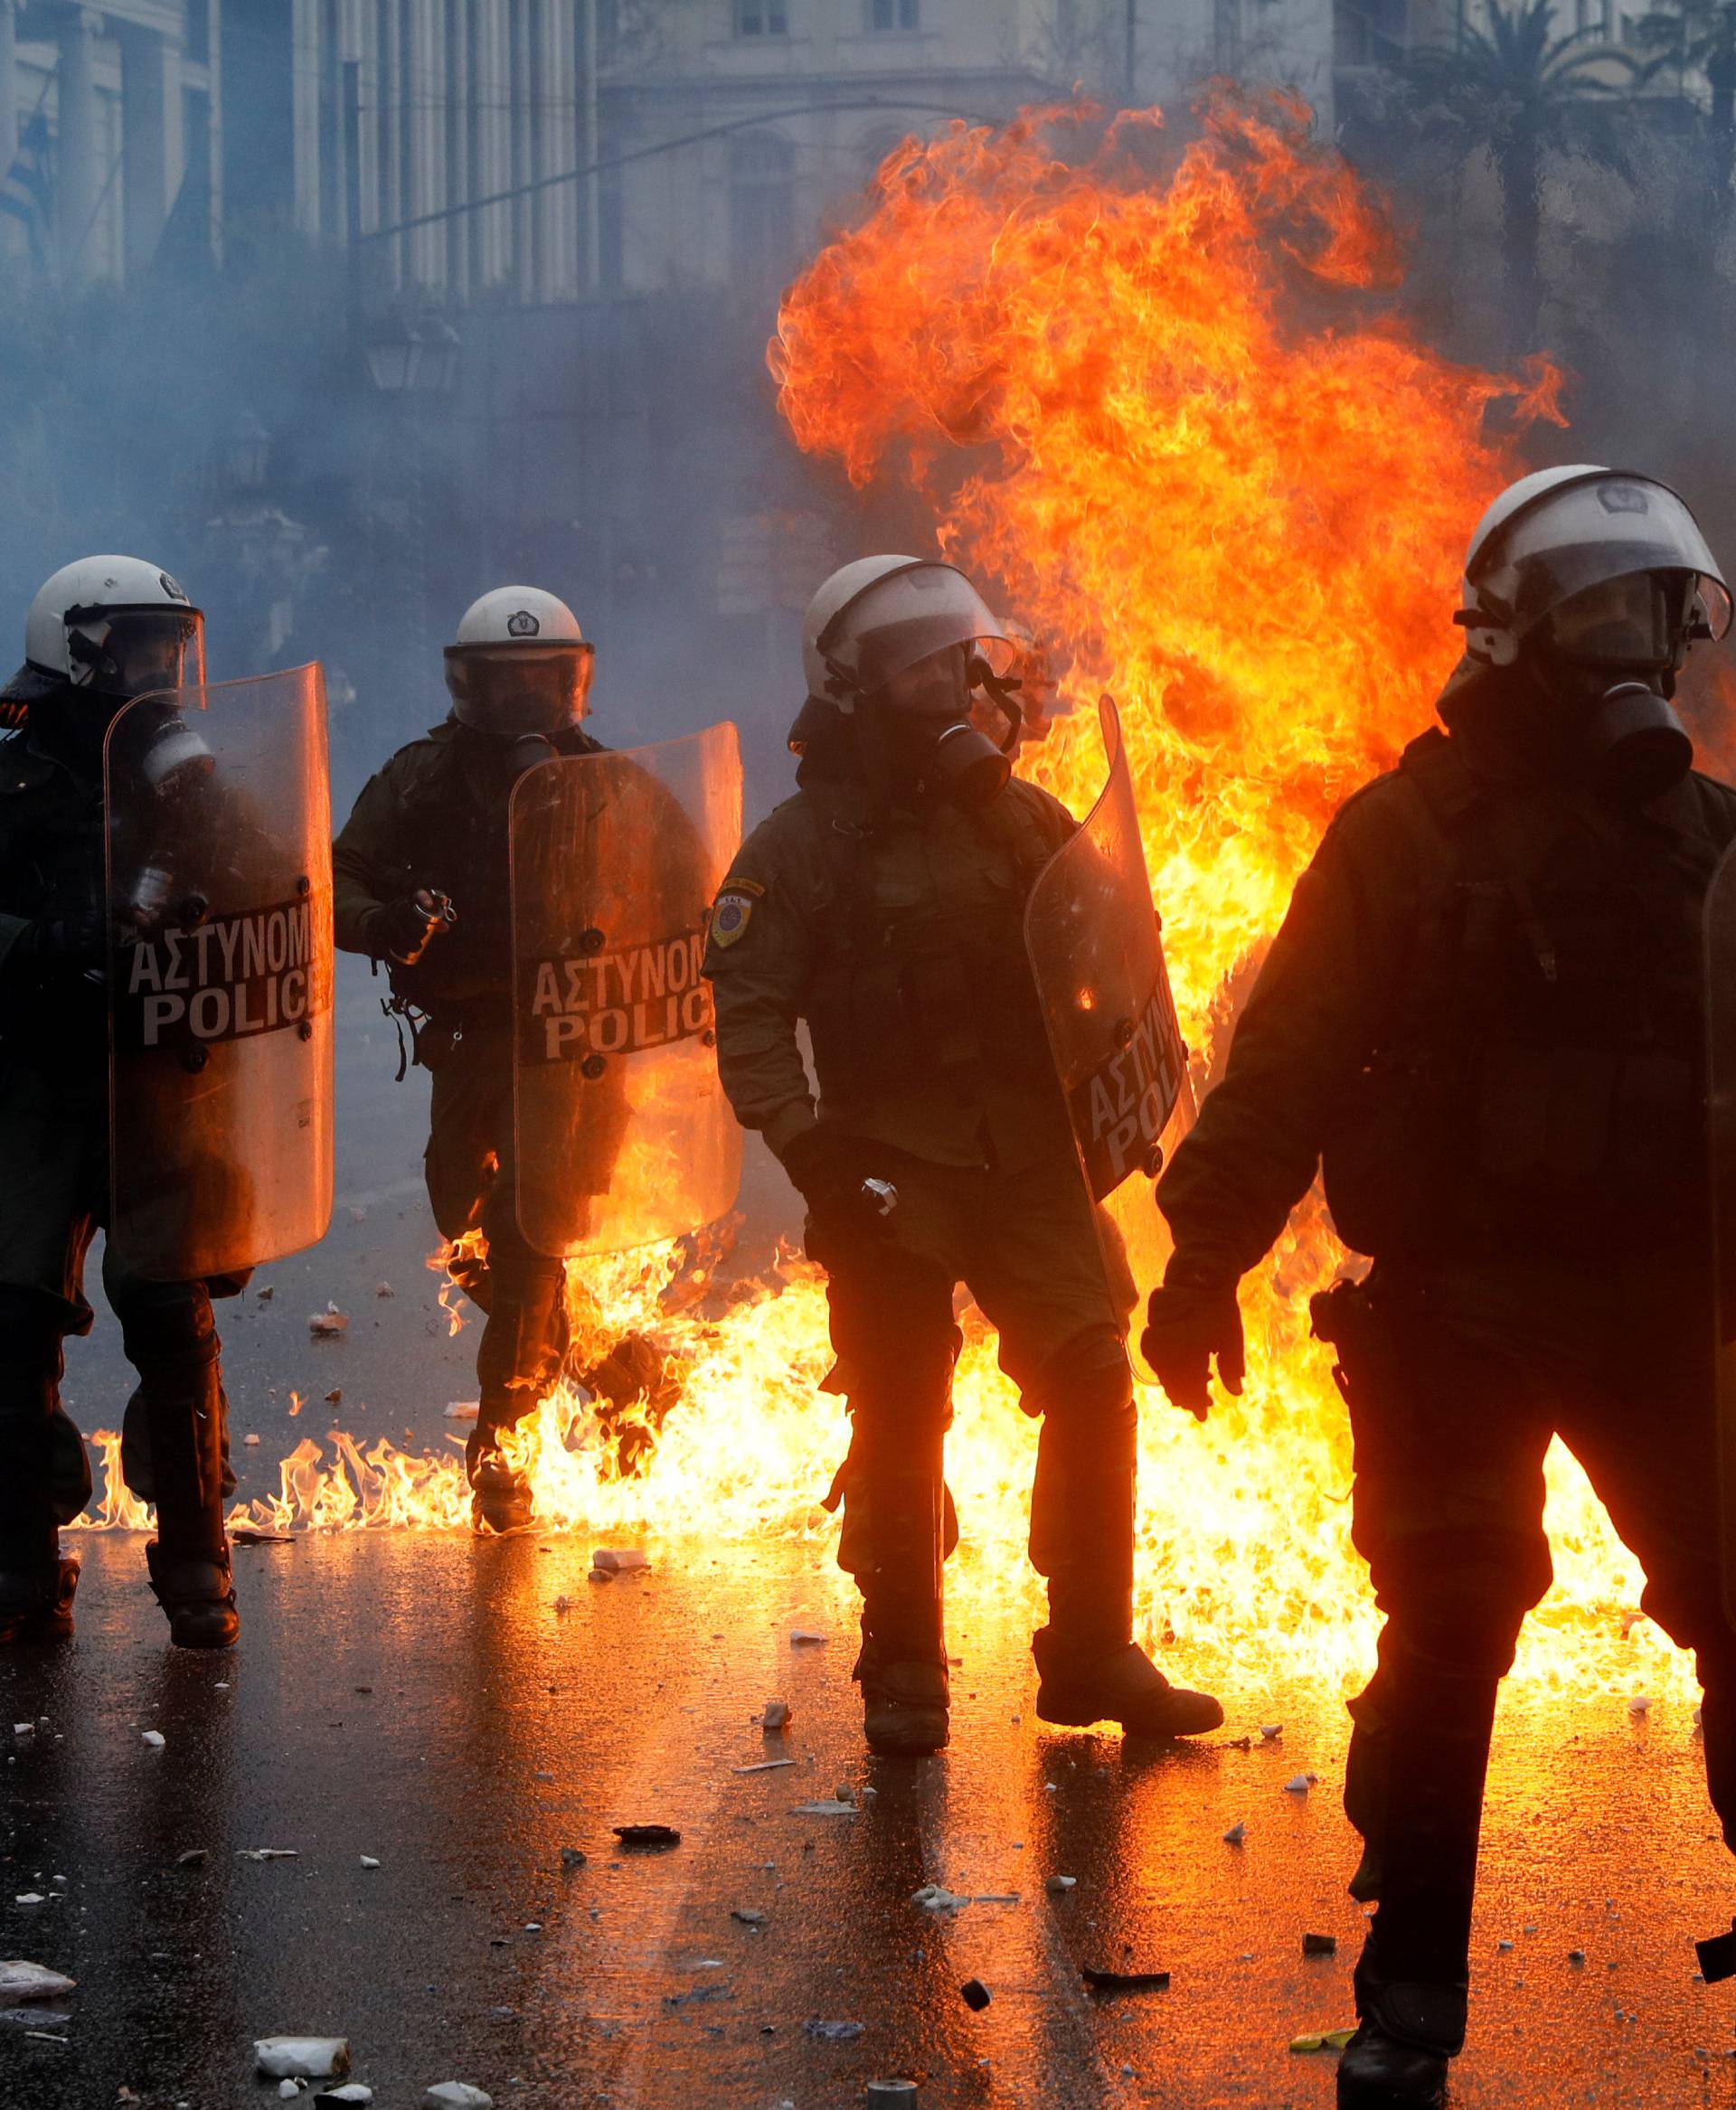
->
[73,91,1695,1708]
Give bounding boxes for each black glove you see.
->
[9,909,107,974]
[373,890,448,966]
[779,1125,895,1239]
[1141,1260,1245,1422]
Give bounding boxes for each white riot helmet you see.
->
[25,555,205,701]
[801,556,1014,712]
[1456,466,1731,671]
[443,585,595,736]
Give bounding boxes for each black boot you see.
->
[141,1351,238,1649]
[838,1423,950,1757]
[1337,1942,1464,2108]
[0,1556,79,1645]
[1028,1380,1222,1738]
[465,1423,535,1534]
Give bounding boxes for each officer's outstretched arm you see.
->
[1144,789,1419,1415]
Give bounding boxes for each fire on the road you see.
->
[77,93,1693,1702]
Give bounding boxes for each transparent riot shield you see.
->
[1706,843,1736,1626]
[1024,695,1188,1204]
[509,723,743,1258]
[105,666,335,1283]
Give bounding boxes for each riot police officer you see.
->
[336,587,664,1532]
[0,556,240,1648]
[1143,467,1736,2106]
[703,555,1222,1758]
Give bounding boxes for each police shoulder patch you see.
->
[710,879,764,948]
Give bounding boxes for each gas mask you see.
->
[869,645,1019,810]
[1532,571,1707,800]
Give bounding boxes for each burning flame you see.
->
[75,92,1689,1704]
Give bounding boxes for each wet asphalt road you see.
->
[9,970,1736,2107]
[4,1537,1736,2109]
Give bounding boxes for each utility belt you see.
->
[379,984,510,1080]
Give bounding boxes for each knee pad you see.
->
[1380,1589,1528,1689]
[112,1281,218,1379]
[1023,1327,1133,1423]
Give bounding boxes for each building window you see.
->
[1334,0,1407,67]
[729,133,795,282]
[736,0,789,32]
[868,0,920,32]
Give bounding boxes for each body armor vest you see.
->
[1323,728,1733,1263]
[797,780,1066,1103]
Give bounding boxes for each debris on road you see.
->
[560,1848,586,1870]
[175,1849,209,1869]
[254,2037,351,2079]
[804,2019,865,2041]
[591,1549,648,1573]
[422,2087,493,2110]
[1081,1965,1170,1993]
[359,1857,381,1870]
[237,1848,301,1862]
[232,1529,293,1546]
[1628,1696,1652,1718]
[1290,2027,1357,2053]
[308,1308,348,1339]
[613,1825,680,1850]
[960,1979,991,2011]
[444,1402,479,1422]
[0,1962,74,2002]
[865,2085,918,2102]
[1302,1933,1338,1956]
[1045,1875,1078,1893]
[244,1434,262,1446]
[760,1700,792,1732]
[1222,1823,1247,1845]
[731,1907,769,1926]
[141,1731,165,1749]
[314,2089,373,2106]
[1260,1723,1284,1741]
[732,1759,796,1775]
[911,1885,969,1915]
[789,1629,827,1646]
[13,1893,43,1906]
[375,1283,394,1298]
[1283,1774,1316,1794]
[796,1800,859,1817]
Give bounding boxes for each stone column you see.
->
[55,5,103,284]
[474,0,510,289]
[119,20,184,280]
[0,1,18,180]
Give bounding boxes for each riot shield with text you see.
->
[1024,695,1188,1204]
[105,665,335,1282]
[1705,842,1736,1626]
[509,724,743,1258]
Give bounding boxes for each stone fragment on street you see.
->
[255,2036,351,2079]
[614,1824,681,1849]
[591,1548,648,1572]
[804,2019,865,2041]
[760,1700,792,1731]
[421,2086,494,2109]
[0,1960,75,2001]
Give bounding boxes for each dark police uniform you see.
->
[1157,661,1736,2026]
[703,754,1148,1694]
[0,690,238,1627]
[334,716,609,1455]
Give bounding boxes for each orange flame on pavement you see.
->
[73,93,1690,1704]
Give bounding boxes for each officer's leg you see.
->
[105,1251,237,1649]
[423,1035,503,1314]
[0,1288,85,1640]
[819,1166,964,1757]
[466,1168,567,1532]
[1326,1286,1552,2104]
[1563,1321,1736,1956]
[967,1153,1222,1738]
[0,1088,103,1640]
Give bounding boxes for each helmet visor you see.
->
[819,562,1014,697]
[1543,571,1705,669]
[65,605,206,700]
[1482,476,1732,642]
[445,642,597,735]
